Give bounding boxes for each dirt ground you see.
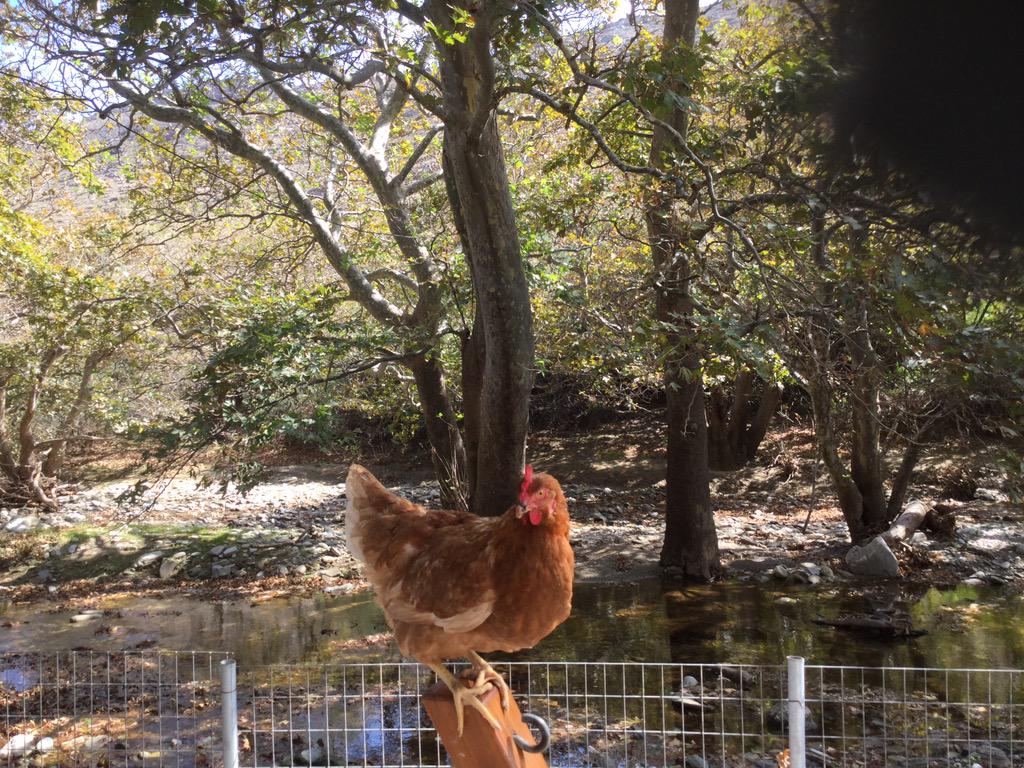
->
[1,417,1021,605]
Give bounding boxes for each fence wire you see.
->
[1,651,227,767]
[2,654,1022,767]
[803,665,1022,768]
[238,661,785,768]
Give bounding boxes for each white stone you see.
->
[135,551,164,567]
[159,552,188,579]
[211,563,234,578]
[63,735,108,751]
[0,732,37,758]
[845,536,901,578]
[4,515,40,533]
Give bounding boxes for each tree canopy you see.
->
[2,0,1021,571]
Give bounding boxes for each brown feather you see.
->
[345,465,574,663]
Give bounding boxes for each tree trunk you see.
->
[408,351,468,509]
[0,380,20,487]
[707,372,782,470]
[41,350,104,479]
[647,0,719,579]
[2,351,62,510]
[724,370,754,462]
[848,296,889,530]
[809,378,868,541]
[459,318,485,502]
[746,380,783,460]
[706,385,728,469]
[433,5,534,516]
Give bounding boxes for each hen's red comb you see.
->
[518,464,534,500]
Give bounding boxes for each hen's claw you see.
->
[429,663,502,736]
[469,651,511,712]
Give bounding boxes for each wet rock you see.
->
[673,695,709,711]
[323,584,355,595]
[684,757,709,768]
[70,610,103,623]
[682,675,699,688]
[299,742,328,765]
[159,552,188,579]
[210,545,226,556]
[800,562,822,577]
[962,744,1010,768]
[766,701,817,731]
[845,536,901,578]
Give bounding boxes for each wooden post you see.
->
[422,680,549,768]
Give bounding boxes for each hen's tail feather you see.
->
[345,464,380,563]
[345,463,415,563]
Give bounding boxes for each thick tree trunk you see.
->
[707,372,782,470]
[647,0,719,579]
[434,6,534,516]
[459,320,485,502]
[850,373,888,528]
[408,351,468,510]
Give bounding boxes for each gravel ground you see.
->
[2,450,1021,603]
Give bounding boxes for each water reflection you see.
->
[1,581,1022,670]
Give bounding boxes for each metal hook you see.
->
[513,712,550,754]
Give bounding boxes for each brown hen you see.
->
[345,464,574,734]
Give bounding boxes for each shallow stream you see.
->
[2,581,1021,670]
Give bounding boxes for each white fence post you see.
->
[787,656,806,768]
[220,658,239,768]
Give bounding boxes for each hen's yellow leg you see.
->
[468,651,511,712]
[427,662,501,736]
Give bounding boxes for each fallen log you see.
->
[812,615,927,639]
[884,499,933,543]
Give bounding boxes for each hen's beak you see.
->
[515,500,527,518]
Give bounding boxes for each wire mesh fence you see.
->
[2,653,1023,767]
[237,661,787,768]
[802,665,1023,768]
[1,651,227,767]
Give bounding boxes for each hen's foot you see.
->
[428,663,502,736]
[468,651,511,712]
